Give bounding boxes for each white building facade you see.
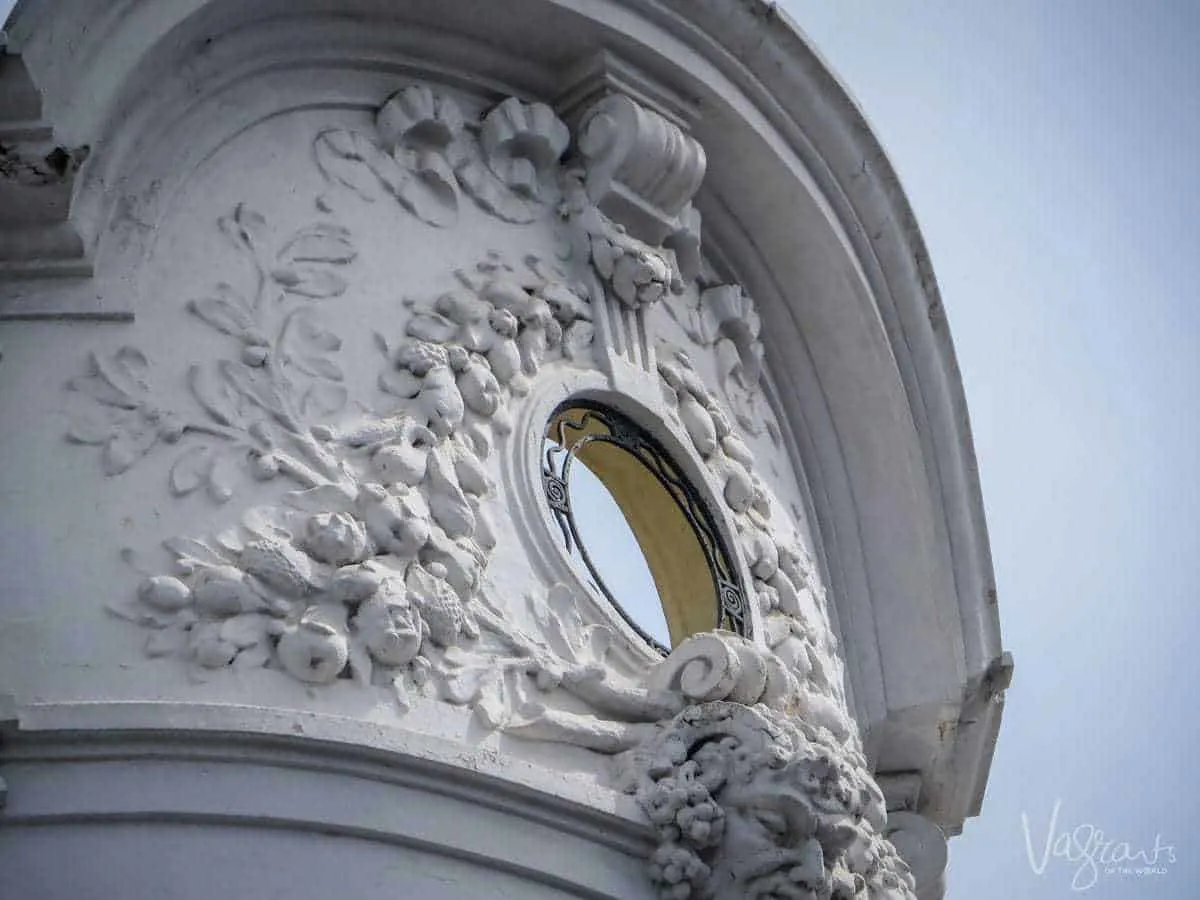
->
[0,2,1009,898]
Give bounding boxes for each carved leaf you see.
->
[220,361,288,422]
[471,501,497,551]
[233,643,271,669]
[302,383,348,418]
[271,265,348,299]
[240,506,293,542]
[102,418,159,475]
[582,624,613,666]
[450,442,489,496]
[164,534,232,566]
[188,364,241,428]
[208,450,241,503]
[107,599,177,628]
[66,406,117,444]
[145,625,190,658]
[220,613,269,648]
[292,312,342,352]
[455,157,538,224]
[213,528,244,555]
[170,445,215,496]
[218,204,268,256]
[394,158,458,228]
[474,675,511,729]
[562,320,594,363]
[283,484,357,514]
[406,311,459,343]
[299,355,345,381]
[313,128,406,203]
[392,674,412,711]
[532,588,579,664]
[187,286,254,339]
[678,395,718,457]
[425,449,474,538]
[278,223,356,266]
[442,665,489,705]
[546,583,585,637]
[68,348,148,409]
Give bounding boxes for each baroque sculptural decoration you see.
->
[61,82,919,898]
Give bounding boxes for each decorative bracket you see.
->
[558,52,705,280]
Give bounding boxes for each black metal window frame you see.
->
[541,400,747,654]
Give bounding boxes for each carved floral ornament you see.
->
[60,83,920,898]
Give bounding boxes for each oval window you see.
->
[541,402,746,652]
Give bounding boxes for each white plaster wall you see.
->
[0,729,654,900]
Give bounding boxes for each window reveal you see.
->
[541,401,747,652]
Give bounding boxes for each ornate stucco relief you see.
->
[313,86,570,228]
[57,80,923,898]
[66,206,356,498]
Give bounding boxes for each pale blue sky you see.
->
[782,2,1200,897]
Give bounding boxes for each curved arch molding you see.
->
[0,1,1008,897]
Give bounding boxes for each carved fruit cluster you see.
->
[658,351,769,517]
[382,253,594,434]
[100,232,602,707]
[113,446,491,702]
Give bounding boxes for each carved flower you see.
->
[454,98,569,223]
[591,234,673,309]
[479,97,568,199]
[303,512,370,566]
[377,84,464,156]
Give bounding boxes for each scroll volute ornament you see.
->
[576,94,706,244]
[573,92,706,283]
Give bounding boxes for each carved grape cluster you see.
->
[640,748,733,899]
